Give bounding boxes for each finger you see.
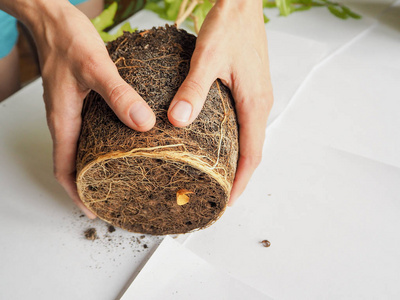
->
[59,169,97,220]
[228,90,272,206]
[84,55,156,132]
[45,88,97,219]
[168,46,219,127]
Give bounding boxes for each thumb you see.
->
[168,52,218,127]
[90,59,156,132]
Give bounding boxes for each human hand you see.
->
[168,0,273,205]
[23,1,156,218]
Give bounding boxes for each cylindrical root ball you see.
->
[76,26,238,235]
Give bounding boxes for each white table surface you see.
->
[1,1,400,299]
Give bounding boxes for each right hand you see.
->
[25,1,156,218]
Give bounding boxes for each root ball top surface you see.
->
[76,25,238,235]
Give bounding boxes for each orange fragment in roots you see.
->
[139,30,150,37]
[176,189,194,205]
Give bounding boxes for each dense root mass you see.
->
[76,25,238,235]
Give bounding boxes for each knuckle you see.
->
[83,55,102,77]
[107,83,131,109]
[181,78,206,100]
[236,91,273,115]
[40,58,56,80]
[41,67,52,81]
[193,43,218,62]
[80,54,110,85]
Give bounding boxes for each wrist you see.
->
[26,1,71,34]
[0,0,72,36]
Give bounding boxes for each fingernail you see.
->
[170,101,192,123]
[129,102,153,127]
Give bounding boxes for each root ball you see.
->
[76,26,238,235]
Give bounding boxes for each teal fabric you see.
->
[0,0,88,59]
[0,10,18,59]
[70,0,88,5]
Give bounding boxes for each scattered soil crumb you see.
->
[140,235,145,239]
[79,214,85,218]
[84,228,97,240]
[136,237,141,244]
[108,225,116,233]
[143,244,148,249]
[260,240,271,247]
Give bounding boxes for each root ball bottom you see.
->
[76,26,238,235]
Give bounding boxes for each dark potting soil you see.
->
[84,228,97,240]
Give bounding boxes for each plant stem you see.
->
[177,0,189,20]
[190,13,200,33]
[175,0,199,28]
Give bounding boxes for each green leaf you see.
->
[144,1,173,19]
[263,0,277,8]
[141,0,363,27]
[263,13,270,23]
[91,2,118,31]
[294,5,312,12]
[309,1,324,7]
[117,22,136,34]
[327,5,348,19]
[192,0,213,29]
[297,0,312,4]
[99,31,114,42]
[276,0,294,16]
[144,2,164,14]
[342,6,362,19]
[165,0,183,20]
[100,22,137,42]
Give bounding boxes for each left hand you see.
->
[168,0,273,205]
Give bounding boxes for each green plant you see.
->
[93,0,361,42]
[145,0,361,33]
[267,0,361,19]
[91,2,137,42]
